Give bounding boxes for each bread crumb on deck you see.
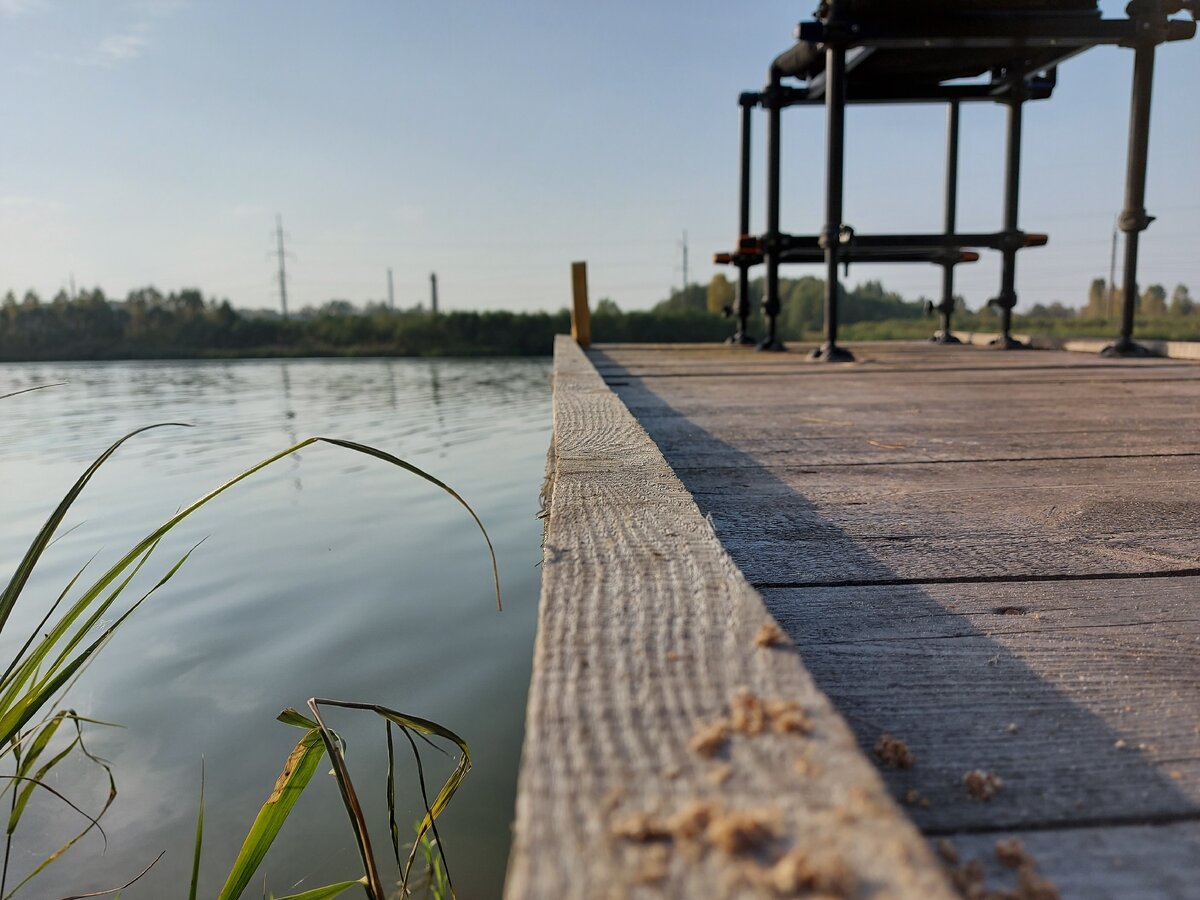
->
[963,769,1004,801]
[754,622,789,648]
[689,719,730,758]
[874,733,916,769]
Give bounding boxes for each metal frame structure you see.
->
[715,0,1196,359]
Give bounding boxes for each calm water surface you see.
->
[0,357,549,898]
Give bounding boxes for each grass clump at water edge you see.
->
[1,387,500,899]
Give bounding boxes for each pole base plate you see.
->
[930,331,963,344]
[756,338,787,352]
[808,342,856,363]
[726,332,757,346]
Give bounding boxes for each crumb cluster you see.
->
[963,769,1004,802]
[873,733,917,769]
[689,690,814,760]
[939,837,1060,900]
[611,800,854,898]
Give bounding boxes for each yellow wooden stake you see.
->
[570,261,591,348]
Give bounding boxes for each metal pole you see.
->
[935,100,962,343]
[1103,41,1156,357]
[811,43,854,362]
[731,96,755,344]
[992,96,1023,349]
[760,74,785,351]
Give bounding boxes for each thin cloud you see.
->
[88,0,187,67]
[0,0,46,17]
[95,22,151,64]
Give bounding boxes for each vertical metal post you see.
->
[991,95,1024,349]
[810,43,854,362]
[759,74,785,351]
[933,101,962,344]
[1102,41,1157,357]
[730,95,755,345]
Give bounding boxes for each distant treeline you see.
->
[1,275,1194,361]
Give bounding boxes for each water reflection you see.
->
[0,357,550,899]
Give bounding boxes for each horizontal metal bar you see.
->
[774,231,1048,251]
[799,16,1195,48]
[714,248,980,267]
[776,81,1055,106]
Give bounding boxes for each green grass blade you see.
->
[189,761,204,900]
[0,423,189,637]
[307,700,470,896]
[270,879,368,900]
[1,715,119,898]
[0,543,193,748]
[0,556,95,690]
[214,729,327,900]
[315,438,501,611]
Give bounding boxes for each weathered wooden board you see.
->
[677,456,1200,585]
[588,341,1200,896]
[944,821,1200,900]
[505,336,955,899]
[761,577,1200,832]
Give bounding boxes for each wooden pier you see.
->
[508,337,1200,898]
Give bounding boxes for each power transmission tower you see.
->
[430,272,439,315]
[387,268,395,309]
[273,214,291,320]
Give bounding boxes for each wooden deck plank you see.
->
[943,822,1200,899]
[580,341,1200,897]
[505,337,955,899]
[762,577,1200,831]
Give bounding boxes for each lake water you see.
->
[0,357,550,899]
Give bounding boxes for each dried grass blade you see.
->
[55,850,164,899]
[306,699,384,900]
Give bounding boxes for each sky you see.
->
[0,0,1196,314]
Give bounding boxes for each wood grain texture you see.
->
[764,578,1200,832]
[592,341,1200,897]
[943,822,1200,899]
[505,336,955,899]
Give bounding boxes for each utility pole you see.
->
[430,272,439,315]
[387,268,395,309]
[274,213,290,320]
[1107,219,1119,321]
[680,230,689,295]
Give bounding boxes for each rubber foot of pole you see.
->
[989,335,1027,350]
[930,331,963,344]
[807,342,855,362]
[726,333,757,346]
[756,338,787,352]
[1100,339,1157,358]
